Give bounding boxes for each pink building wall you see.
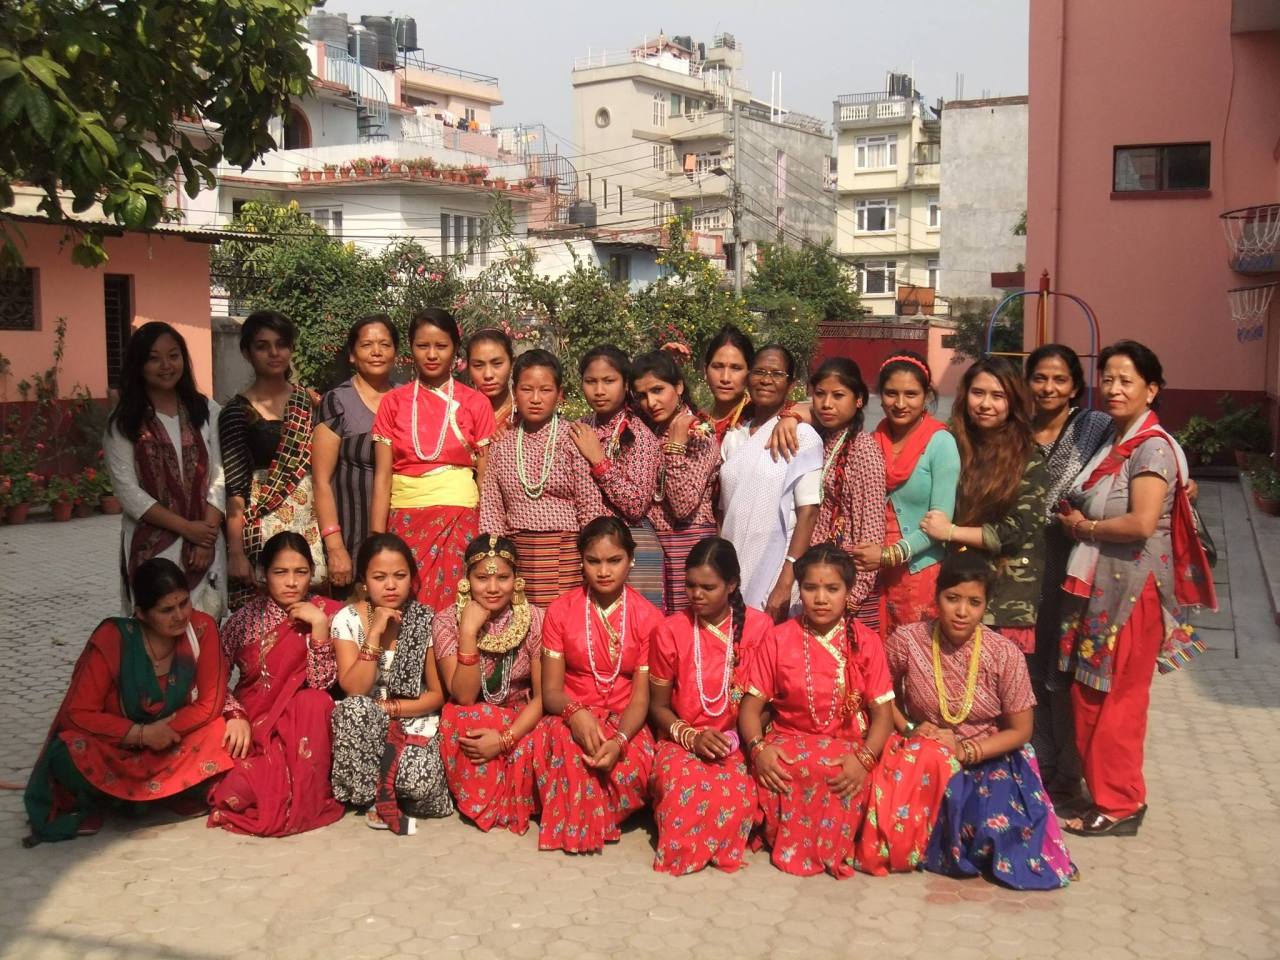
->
[0,225,214,400]
[1027,0,1280,428]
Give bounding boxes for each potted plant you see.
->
[1250,464,1280,515]
[493,177,507,190]
[462,163,488,184]
[1215,394,1271,469]
[370,155,390,176]
[340,162,355,180]
[44,474,77,522]
[0,440,38,523]
[421,157,439,178]
[352,157,371,177]
[97,462,121,514]
[520,178,537,191]
[322,163,338,181]
[1176,415,1223,467]
[297,167,313,182]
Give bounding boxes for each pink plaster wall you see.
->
[1027,0,1280,423]
[0,225,213,399]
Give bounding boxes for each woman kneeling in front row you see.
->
[25,558,232,844]
[738,543,895,878]
[858,552,1075,888]
[436,534,545,834]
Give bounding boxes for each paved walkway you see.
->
[0,480,1276,960]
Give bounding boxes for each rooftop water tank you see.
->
[568,200,597,229]
[307,11,349,47]
[360,15,397,69]
[395,17,418,51]
[348,28,378,68]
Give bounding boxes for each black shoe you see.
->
[1064,804,1147,837]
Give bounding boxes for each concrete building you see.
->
[183,25,565,300]
[833,74,942,318]
[939,96,1028,300]
[570,32,834,274]
[529,224,725,292]
[1027,0,1280,429]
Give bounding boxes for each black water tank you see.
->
[568,200,597,228]
[348,29,377,68]
[361,16,397,69]
[395,17,418,51]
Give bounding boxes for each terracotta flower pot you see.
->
[100,494,123,515]
[73,501,94,518]
[50,500,74,522]
[299,170,312,181]
[6,502,29,524]
[1254,491,1280,516]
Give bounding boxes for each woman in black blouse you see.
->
[219,311,325,610]
[312,315,398,595]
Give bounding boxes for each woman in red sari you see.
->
[207,532,345,836]
[24,559,232,845]
[648,537,771,875]
[738,543,895,877]
[436,534,544,834]
[371,308,496,610]
[533,516,664,853]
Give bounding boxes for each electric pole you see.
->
[731,101,743,297]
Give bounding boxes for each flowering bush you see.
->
[42,473,80,505]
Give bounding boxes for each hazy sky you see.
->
[326,0,1028,150]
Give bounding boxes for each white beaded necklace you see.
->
[411,377,454,463]
[692,613,735,717]
[515,414,559,499]
[584,589,627,692]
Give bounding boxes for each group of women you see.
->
[24,309,1215,891]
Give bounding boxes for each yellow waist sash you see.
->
[391,466,478,509]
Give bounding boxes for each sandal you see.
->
[1064,804,1146,837]
[365,808,389,831]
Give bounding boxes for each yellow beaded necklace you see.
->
[931,623,983,726]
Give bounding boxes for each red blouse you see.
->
[542,585,663,715]
[650,606,772,731]
[647,418,720,533]
[584,410,661,524]
[742,617,894,739]
[811,430,886,607]
[371,378,495,476]
[478,418,606,534]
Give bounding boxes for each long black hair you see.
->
[934,551,997,600]
[260,531,314,574]
[629,349,694,429]
[512,349,563,390]
[345,314,400,356]
[466,328,514,363]
[793,542,862,651]
[408,307,462,351]
[107,321,209,443]
[685,536,746,650]
[1024,343,1086,405]
[355,532,419,585]
[132,557,189,611]
[877,349,935,403]
[580,345,635,447]
[703,324,755,370]
[576,515,635,556]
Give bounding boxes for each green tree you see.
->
[212,202,390,390]
[747,238,861,322]
[747,292,822,374]
[0,0,312,266]
[949,296,1025,362]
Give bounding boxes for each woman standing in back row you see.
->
[370,308,496,611]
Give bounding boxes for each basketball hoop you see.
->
[1221,204,1280,273]
[1228,281,1277,343]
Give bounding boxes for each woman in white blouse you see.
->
[104,322,227,619]
[719,343,822,621]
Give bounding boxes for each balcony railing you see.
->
[834,92,919,124]
[398,49,499,87]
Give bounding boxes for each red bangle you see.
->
[320,525,342,539]
[590,459,613,480]
[456,652,481,666]
[855,745,877,772]
[562,700,584,723]
[225,709,249,722]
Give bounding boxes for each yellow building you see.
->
[832,74,942,318]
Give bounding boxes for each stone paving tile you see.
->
[1,486,1279,960]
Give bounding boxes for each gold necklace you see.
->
[932,624,983,726]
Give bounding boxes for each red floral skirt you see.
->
[531,708,654,853]
[752,731,870,878]
[853,733,959,875]
[651,739,758,875]
[438,702,538,835]
[389,505,477,612]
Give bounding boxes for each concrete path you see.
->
[0,480,1276,960]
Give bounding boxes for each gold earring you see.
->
[514,576,527,606]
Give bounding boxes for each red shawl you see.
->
[1077,411,1216,610]
[873,413,946,492]
[130,407,211,589]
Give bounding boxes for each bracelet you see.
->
[669,719,689,744]
[680,724,698,751]
[562,700,584,723]
[225,709,249,722]
[1088,520,1099,543]
[777,409,802,424]
[357,647,379,662]
[662,441,687,455]
[613,729,630,756]
[320,524,342,539]
[590,459,613,479]
[498,728,516,755]
[1071,519,1090,541]
[784,554,798,565]
[855,745,877,772]
[456,651,481,667]
[946,523,955,543]
[746,735,766,759]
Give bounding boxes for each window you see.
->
[103,274,133,388]
[231,198,249,217]
[0,267,37,330]
[652,201,669,224]
[692,208,727,232]
[467,216,479,265]
[608,254,631,283]
[855,198,896,232]
[1113,143,1210,193]
[464,107,477,123]
[775,149,787,200]
[928,196,940,228]
[304,208,343,239]
[652,144,671,171]
[693,150,722,174]
[595,107,611,128]
[859,260,896,295]
[927,258,940,289]
[670,92,682,116]
[855,134,897,169]
[440,213,450,257]
[652,92,667,128]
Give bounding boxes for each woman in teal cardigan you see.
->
[852,352,960,637]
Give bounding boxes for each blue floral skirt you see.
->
[923,745,1075,890]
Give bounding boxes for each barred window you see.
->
[0,268,37,330]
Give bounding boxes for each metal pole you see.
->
[732,102,743,296]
